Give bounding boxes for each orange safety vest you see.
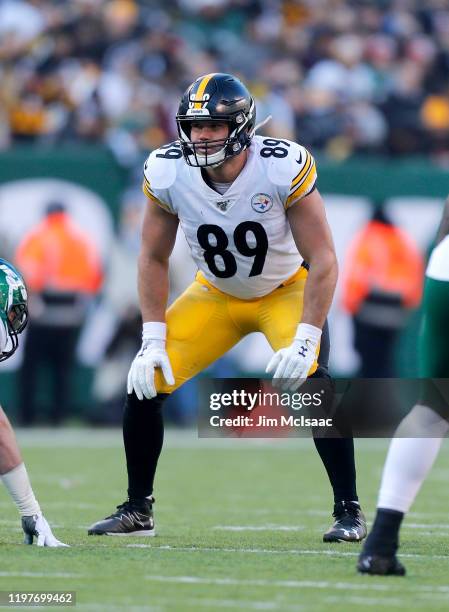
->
[342,221,424,315]
[15,213,102,294]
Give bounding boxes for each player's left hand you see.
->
[266,323,321,391]
[22,514,69,547]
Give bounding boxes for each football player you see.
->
[0,259,68,546]
[358,198,449,575]
[88,73,366,541]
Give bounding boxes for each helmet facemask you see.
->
[0,303,28,362]
[177,95,255,168]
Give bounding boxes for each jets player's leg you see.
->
[89,277,244,536]
[359,277,449,575]
[260,275,366,542]
[0,406,40,515]
[418,276,449,380]
[0,406,67,546]
[359,415,448,576]
[0,407,21,471]
[0,260,67,547]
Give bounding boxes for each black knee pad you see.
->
[309,367,354,436]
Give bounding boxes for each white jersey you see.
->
[426,234,449,281]
[142,135,317,299]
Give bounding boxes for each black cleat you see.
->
[357,552,406,576]
[323,501,367,542]
[88,498,155,536]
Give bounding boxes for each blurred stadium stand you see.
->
[3,0,449,157]
[0,0,448,423]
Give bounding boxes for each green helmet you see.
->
[0,258,28,361]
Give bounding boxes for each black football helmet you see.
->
[176,73,256,167]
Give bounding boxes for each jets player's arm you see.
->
[436,195,449,245]
[138,200,179,323]
[287,189,338,329]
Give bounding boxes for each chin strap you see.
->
[0,318,6,352]
[250,114,272,138]
[0,317,19,362]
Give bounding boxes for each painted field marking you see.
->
[123,544,449,561]
[142,574,449,597]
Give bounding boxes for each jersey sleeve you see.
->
[284,146,317,209]
[142,146,178,215]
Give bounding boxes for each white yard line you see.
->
[0,538,446,560]
[0,571,81,578]
[76,600,160,612]
[124,544,449,561]
[125,544,363,556]
[185,598,289,610]
[77,599,299,612]
[214,522,449,531]
[324,596,405,607]
[13,428,395,450]
[213,525,304,531]
[403,523,449,529]
[144,575,392,591]
[3,517,449,534]
[76,606,161,612]
[143,574,449,596]
[1,565,448,604]
[302,509,449,520]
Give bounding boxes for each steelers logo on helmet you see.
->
[176,73,256,168]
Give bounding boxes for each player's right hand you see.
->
[265,323,321,391]
[22,514,69,547]
[127,337,175,400]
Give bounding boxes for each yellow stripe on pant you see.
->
[154,266,319,394]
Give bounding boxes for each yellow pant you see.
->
[155,266,318,394]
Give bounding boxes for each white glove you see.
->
[127,322,175,400]
[22,514,69,547]
[266,323,321,391]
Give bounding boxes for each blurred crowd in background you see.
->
[3,0,449,164]
[0,0,444,425]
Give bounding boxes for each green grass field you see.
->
[1,430,449,612]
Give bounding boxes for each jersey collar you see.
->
[190,144,256,213]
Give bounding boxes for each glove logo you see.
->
[297,345,308,358]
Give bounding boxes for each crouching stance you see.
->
[89,73,366,542]
[0,259,67,546]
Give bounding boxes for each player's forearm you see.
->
[137,253,169,323]
[300,250,338,329]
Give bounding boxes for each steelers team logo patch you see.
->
[251,193,273,213]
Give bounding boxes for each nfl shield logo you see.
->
[216,200,231,211]
[251,193,273,213]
